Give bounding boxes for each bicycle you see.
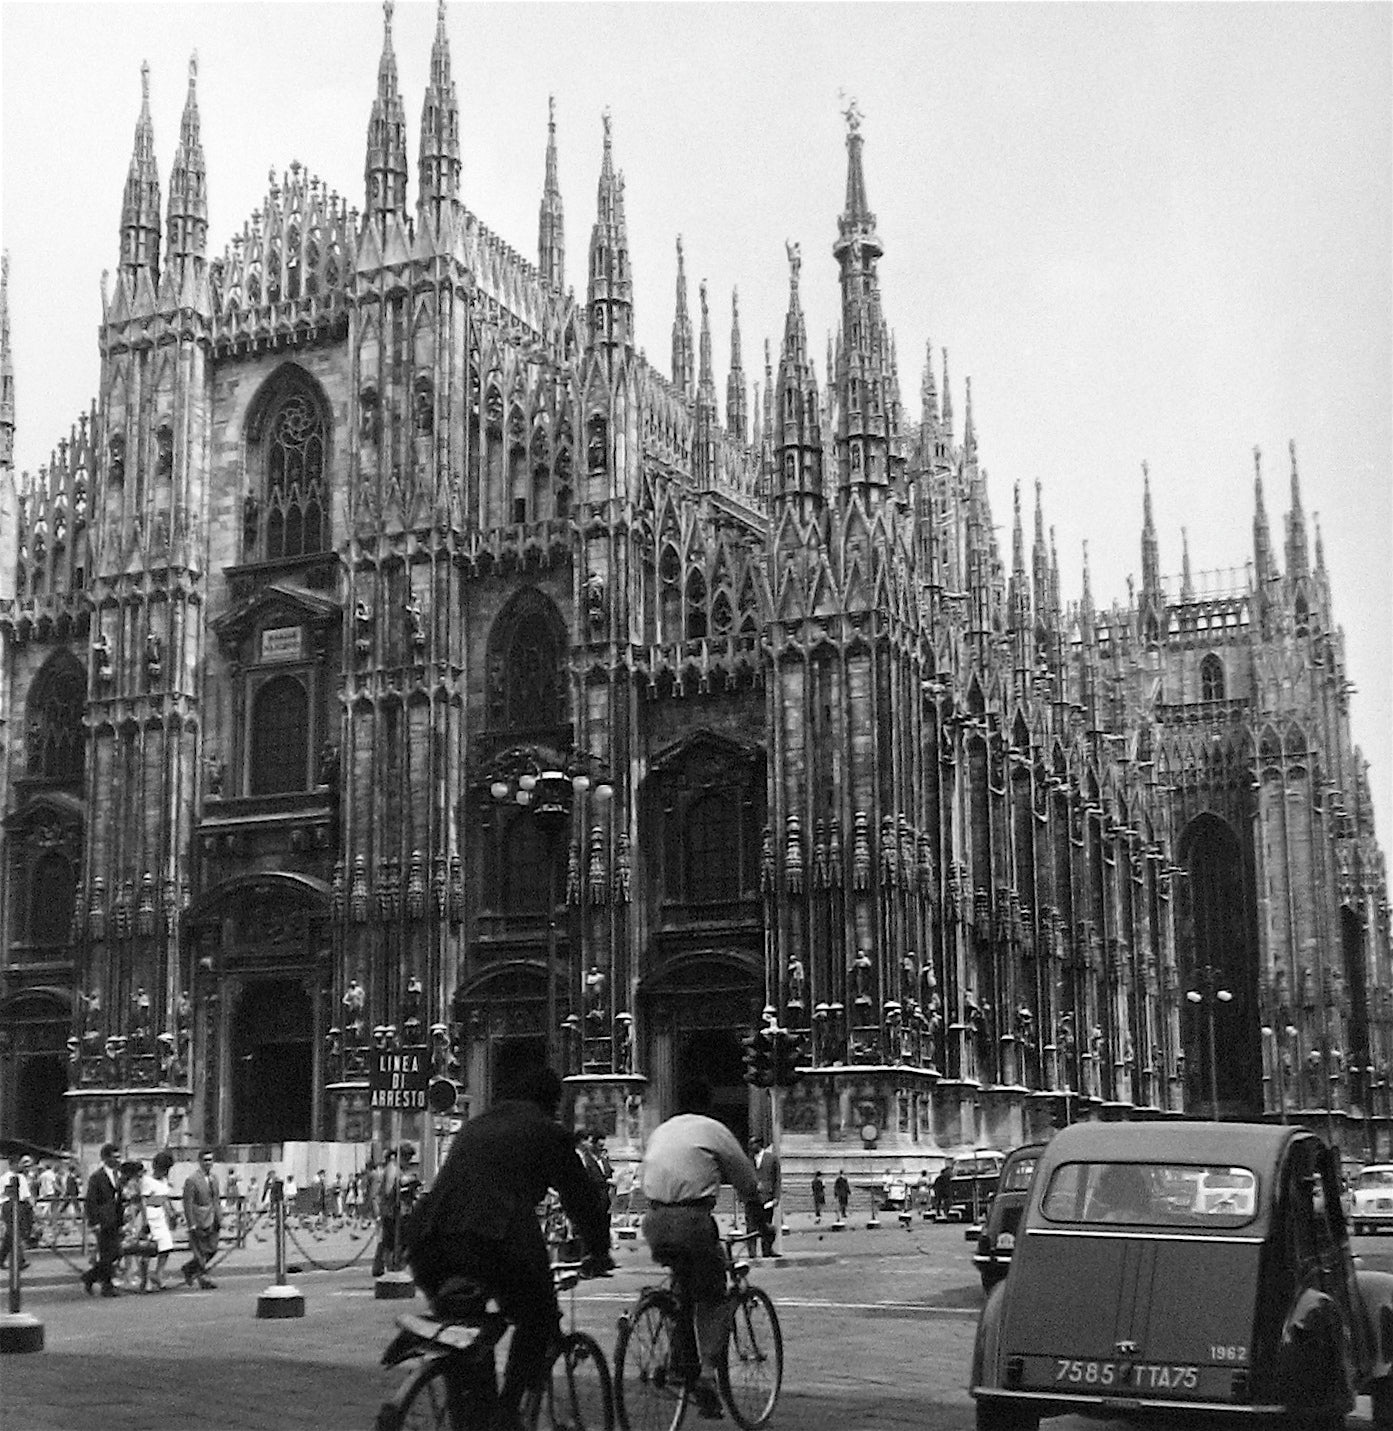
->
[613,1228,783,1431]
[377,1259,614,1430]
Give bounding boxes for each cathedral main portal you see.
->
[231,978,312,1144]
[640,952,763,1141]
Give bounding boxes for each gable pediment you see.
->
[213,581,341,656]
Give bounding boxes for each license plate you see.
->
[1022,1356,1215,1397]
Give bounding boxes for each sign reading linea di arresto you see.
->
[369,1046,431,1111]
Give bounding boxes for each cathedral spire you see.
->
[164,53,207,285]
[833,99,894,504]
[1314,512,1327,579]
[921,337,939,446]
[963,376,977,462]
[727,287,748,443]
[0,252,13,472]
[538,95,564,287]
[773,240,823,515]
[940,349,953,444]
[670,237,694,395]
[1080,540,1096,639]
[418,0,461,227]
[1253,444,1278,588]
[1012,481,1027,579]
[1181,527,1194,600]
[587,110,633,350]
[119,61,162,291]
[697,278,714,397]
[1286,438,1310,580]
[1032,480,1053,619]
[1141,459,1161,596]
[365,0,409,232]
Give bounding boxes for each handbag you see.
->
[122,1235,158,1258]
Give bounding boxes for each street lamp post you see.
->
[1186,964,1232,1120]
[488,751,612,1072]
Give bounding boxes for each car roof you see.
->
[1357,1164,1393,1174]
[1039,1120,1312,1183]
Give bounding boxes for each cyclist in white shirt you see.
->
[641,1078,767,1419]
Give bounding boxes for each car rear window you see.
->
[1357,1169,1393,1190]
[1002,1156,1038,1193]
[1040,1161,1259,1229]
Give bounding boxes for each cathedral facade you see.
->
[1,7,1388,1167]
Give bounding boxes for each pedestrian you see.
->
[575,1130,613,1254]
[590,1132,615,1208]
[915,1169,932,1218]
[180,1148,222,1289]
[224,1167,242,1241]
[283,1169,299,1214]
[811,1170,826,1222]
[346,1169,361,1221]
[371,1146,402,1276]
[62,1159,82,1226]
[139,1150,178,1290]
[116,1160,147,1288]
[932,1161,953,1219]
[833,1169,850,1223]
[313,1168,330,1223]
[36,1158,60,1244]
[81,1142,125,1297]
[17,1155,38,1247]
[364,1156,383,1225]
[750,1136,780,1256]
[0,1154,34,1270]
[330,1171,344,1220]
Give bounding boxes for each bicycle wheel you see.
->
[718,1286,782,1430]
[529,1330,615,1431]
[379,1356,452,1431]
[614,1291,689,1431]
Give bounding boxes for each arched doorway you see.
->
[0,991,71,1150]
[232,979,313,1144]
[641,952,763,1142]
[1178,812,1261,1117]
[455,963,550,1112]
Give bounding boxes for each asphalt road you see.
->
[5,1218,1389,1429]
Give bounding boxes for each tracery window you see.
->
[503,620,561,730]
[685,794,740,903]
[264,393,328,561]
[26,658,85,784]
[686,571,707,641]
[249,675,310,795]
[29,852,77,945]
[501,816,548,914]
[659,547,682,638]
[1200,654,1225,703]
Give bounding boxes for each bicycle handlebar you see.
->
[724,1229,762,1246]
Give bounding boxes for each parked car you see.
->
[1351,1164,1393,1236]
[972,1143,1045,1292]
[971,1120,1393,1430]
[946,1151,1006,1223]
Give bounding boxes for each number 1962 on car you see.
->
[1052,1359,1198,1390]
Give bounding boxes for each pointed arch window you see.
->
[686,571,707,641]
[26,657,85,784]
[1200,654,1225,703]
[502,816,548,914]
[29,851,78,946]
[263,390,328,560]
[685,793,741,903]
[659,546,682,638]
[487,591,565,733]
[249,674,310,795]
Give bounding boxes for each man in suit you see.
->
[371,1146,402,1277]
[750,1135,781,1257]
[81,1141,124,1296]
[180,1148,221,1289]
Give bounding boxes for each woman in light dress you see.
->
[139,1149,178,1290]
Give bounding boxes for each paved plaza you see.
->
[6,1219,1390,1429]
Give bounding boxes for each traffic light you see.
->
[772,1029,804,1087]
[742,1028,775,1087]
[428,1077,459,1115]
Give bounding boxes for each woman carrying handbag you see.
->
[138,1150,178,1290]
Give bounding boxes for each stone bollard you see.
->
[0,1174,44,1354]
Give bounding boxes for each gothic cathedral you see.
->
[1,6,1388,1165]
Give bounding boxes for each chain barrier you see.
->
[284,1216,380,1274]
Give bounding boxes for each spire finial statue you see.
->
[548,92,555,130]
[786,239,801,291]
[840,92,863,135]
[141,58,150,103]
[189,50,198,83]
[384,0,394,36]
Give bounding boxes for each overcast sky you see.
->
[2,1,1389,843]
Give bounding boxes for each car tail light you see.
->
[1005,1356,1025,1388]
[1231,1369,1250,1401]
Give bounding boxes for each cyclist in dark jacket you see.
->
[407,1065,611,1431]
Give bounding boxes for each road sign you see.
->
[369,1046,430,1110]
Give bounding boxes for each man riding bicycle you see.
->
[406,1064,613,1431]
[641,1076,769,1420]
